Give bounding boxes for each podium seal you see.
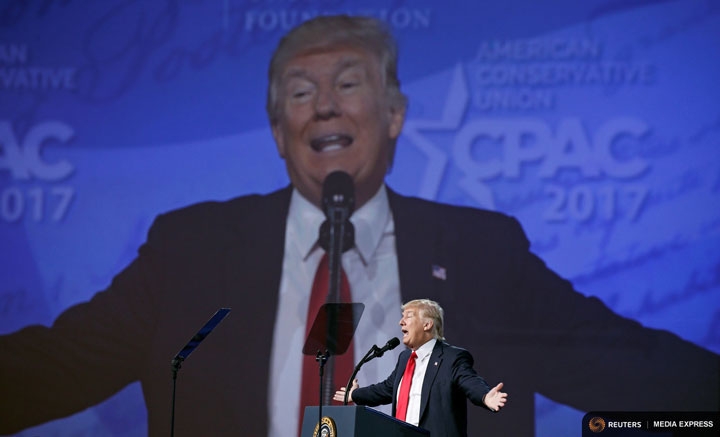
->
[313,416,337,437]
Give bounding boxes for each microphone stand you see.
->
[315,170,355,431]
[322,171,354,306]
[343,346,380,405]
[171,357,182,437]
[342,338,399,405]
[326,195,350,302]
[316,349,329,432]
[318,208,349,424]
[302,303,363,435]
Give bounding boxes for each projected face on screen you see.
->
[271,44,405,209]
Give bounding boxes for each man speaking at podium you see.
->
[335,299,508,437]
[0,13,718,437]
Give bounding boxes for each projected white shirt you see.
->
[269,185,403,435]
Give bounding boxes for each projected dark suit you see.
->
[1,187,718,436]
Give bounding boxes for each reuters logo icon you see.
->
[588,416,606,433]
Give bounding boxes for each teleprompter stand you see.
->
[302,302,364,435]
[169,308,231,437]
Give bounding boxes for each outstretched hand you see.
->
[332,379,359,403]
[483,382,508,412]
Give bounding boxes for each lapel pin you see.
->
[432,264,447,281]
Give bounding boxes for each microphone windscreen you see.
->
[322,171,355,214]
[387,337,400,350]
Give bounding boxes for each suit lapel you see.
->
[419,341,444,422]
[220,186,291,430]
[388,189,452,303]
[223,185,291,325]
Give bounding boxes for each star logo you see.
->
[402,64,496,209]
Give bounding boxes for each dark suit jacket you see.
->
[1,186,718,436]
[352,340,492,437]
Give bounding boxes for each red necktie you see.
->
[395,351,417,421]
[298,253,354,434]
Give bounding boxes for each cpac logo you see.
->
[453,117,650,181]
[404,65,652,219]
[0,121,75,181]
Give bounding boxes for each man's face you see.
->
[271,44,405,209]
[399,306,432,350]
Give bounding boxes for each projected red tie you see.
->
[298,253,354,433]
[395,351,417,421]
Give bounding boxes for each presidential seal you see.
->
[312,416,337,437]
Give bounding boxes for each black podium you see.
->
[301,405,430,437]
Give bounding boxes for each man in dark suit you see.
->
[335,299,507,437]
[1,14,718,437]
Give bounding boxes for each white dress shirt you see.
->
[399,338,437,427]
[268,185,403,435]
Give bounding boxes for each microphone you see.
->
[319,171,355,253]
[343,337,401,405]
[373,337,400,358]
[322,170,355,217]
